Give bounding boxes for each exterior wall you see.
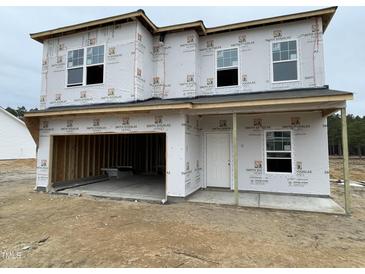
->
[36,112,186,197]
[152,30,199,98]
[39,17,325,109]
[40,21,139,109]
[237,111,329,196]
[198,111,330,196]
[135,21,154,100]
[0,110,36,160]
[36,110,330,197]
[198,18,325,95]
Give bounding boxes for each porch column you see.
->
[341,107,351,215]
[233,113,239,205]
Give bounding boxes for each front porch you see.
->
[187,188,345,214]
[186,88,353,214]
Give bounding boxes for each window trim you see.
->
[65,44,106,88]
[66,67,84,87]
[215,47,240,88]
[264,129,294,175]
[270,39,300,84]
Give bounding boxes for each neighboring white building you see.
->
[25,7,352,202]
[0,107,36,160]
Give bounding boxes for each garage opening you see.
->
[51,133,166,201]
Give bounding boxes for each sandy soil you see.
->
[0,159,36,184]
[329,157,365,182]
[1,159,365,267]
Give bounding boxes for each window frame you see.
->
[66,48,84,87]
[65,44,106,88]
[264,129,294,175]
[215,47,240,88]
[270,39,300,84]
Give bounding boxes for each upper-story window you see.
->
[86,45,104,85]
[67,49,84,87]
[67,45,104,87]
[272,40,298,82]
[217,48,238,87]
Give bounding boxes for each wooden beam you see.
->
[102,135,106,169]
[24,117,40,147]
[52,136,57,183]
[24,103,192,117]
[69,136,75,180]
[92,136,96,176]
[48,136,54,189]
[192,95,353,110]
[81,135,85,178]
[24,94,352,119]
[321,108,338,117]
[63,136,68,181]
[233,113,239,205]
[86,135,90,177]
[341,107,351,215]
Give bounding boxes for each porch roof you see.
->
[25,87,353,118]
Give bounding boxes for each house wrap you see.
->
[25,7,353,200]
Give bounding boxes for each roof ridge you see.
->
[30,6,337,43]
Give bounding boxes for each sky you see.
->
[0,6,364,115]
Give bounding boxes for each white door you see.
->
[206,133,231,188]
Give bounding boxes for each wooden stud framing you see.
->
[81,135,85,177]
[63,136,67,180]
[50,133,167,188]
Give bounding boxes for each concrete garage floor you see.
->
[187,189,345,214]
[59,175,165,202]
[59,175,345,214]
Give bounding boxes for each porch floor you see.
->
[187,189,345,214]
[58,175,165,202]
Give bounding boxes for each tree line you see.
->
[4,106,38,120]
[3,107,365,157]
[328,114,365,157]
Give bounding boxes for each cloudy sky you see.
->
[0,6,364,115]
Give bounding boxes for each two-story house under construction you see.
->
[25,7,353,213]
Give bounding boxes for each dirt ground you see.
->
[1,158,365,267]
[329,157,365,182]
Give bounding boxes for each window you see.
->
[66,45,104,87]
[265,131,292,173]
[272,40,298,82]
[86,45,104,85]
[217,48,238,87]
[67,49,84,87]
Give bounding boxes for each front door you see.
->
[206,133,231,188]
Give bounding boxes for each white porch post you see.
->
[341,107,351,215]
[233,113,239,205]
